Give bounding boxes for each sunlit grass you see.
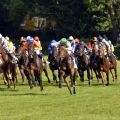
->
[0,60,120,120]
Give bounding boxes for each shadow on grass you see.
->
[0,92,48,96]
[0,87,19,92]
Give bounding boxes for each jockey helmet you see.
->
[98,35,103,41]
[108,40,112,44]
[68,36,74,41]
[51,40,57,43]
[6,36,10,41]
[74,38,79,43]
[93,36,97,42]
[60,38,67,45]
[79,41,84,45]
[20,37,26,42]
[34,36,39,41]
[28,37,34,44]
[26,36,31,41]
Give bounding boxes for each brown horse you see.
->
[27,44,44,90]
[97,45,110,86]
[16,42,30,84]
[0,44,17,88]
[59,46,77,94]
[109,52,117,81]
[16,42,50,85]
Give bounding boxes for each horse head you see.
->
[16,42,28,61]
[59,46,69,61]
[28,44,35,59]
[51,46,58,58]
[98,45,105,58]
[77,44,85,57]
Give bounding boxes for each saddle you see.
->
[0,54,4,65]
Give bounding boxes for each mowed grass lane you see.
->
[0,60,120,120]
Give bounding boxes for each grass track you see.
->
[0,60,120,120]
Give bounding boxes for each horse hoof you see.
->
[73,91,76,94]
[30,85,33,89]
[48,80,51,83]
[59,84,62,88]
[40,87,44,91]
[106,84,109,86]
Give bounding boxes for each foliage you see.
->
[0,0,120,40]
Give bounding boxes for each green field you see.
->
[0,60,120,120]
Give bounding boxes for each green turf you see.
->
[0,60,120,120]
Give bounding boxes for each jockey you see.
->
[98,35,110,56]
[6,36,15,53]
[48,40,57,62]
[68,36,75,52]
[91,36,99,54]
[5,36,18,62]
[0,34,17,62]
[74,38,80,51]
[60,38,77,69]
[108,40,115,55]
[60,38,73,54]
[34,36,42,50]
[33,36,43,57]
[48,40,57,53]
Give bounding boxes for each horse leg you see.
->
[73,73,76,94]
[24,70,31,87]
[100,71,104,86]
[43,68,51,83]
[90,68,93,80]
[110,69,115,81]
[78,70,84,82]
[30,70,35,88]
[94,70,99,83]
[58,70,63,88]
[52,70,58,84]
[19,69,25,83]
[4,71,10,88]
[114,67,117,80]
[2,73,7,85]
[11,73,16,89]
[64,75,72,95]
[38,73,43,91]
[106,71,110,86]
[87,67,91,86]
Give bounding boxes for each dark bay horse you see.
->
[27,44,44,90]
[59,46,77,94]
[0,44,17,88]
[48,46,60,84]
[75,44,91,86]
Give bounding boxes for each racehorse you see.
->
[0,44,17,88]
[75,43,91,86]
[27,44,43,90]
[16,42,32,87]
[48,46,60,84]
[109,52,117,81]
[90,44,100,81]
[16,42,50,85]
[59,46,77,94]
[97,45,110,86]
